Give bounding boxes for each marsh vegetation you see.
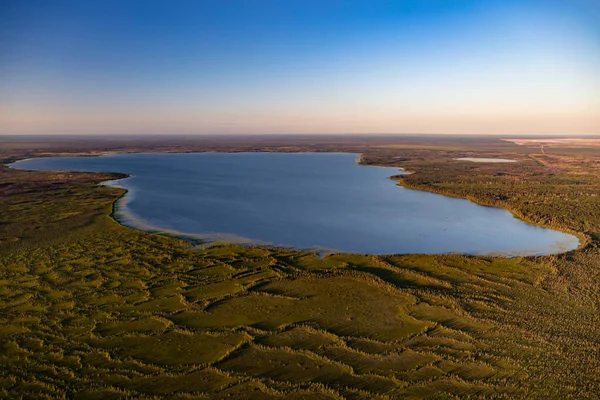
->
[1,135,599,399]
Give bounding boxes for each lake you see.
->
[456,158,518,163]
[10,152,579,256]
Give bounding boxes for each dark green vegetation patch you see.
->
[1,141,600,399]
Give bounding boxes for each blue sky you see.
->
[1,0,599,134]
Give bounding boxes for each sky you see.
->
[0,0,599,135]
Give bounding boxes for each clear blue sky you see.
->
[1,0,599,134]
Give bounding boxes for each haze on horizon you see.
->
[1,0,599,136]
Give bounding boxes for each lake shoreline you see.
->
[7,151,582,257]
[391,173,588,251]
[104,175,340,254]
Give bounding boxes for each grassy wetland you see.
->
[1,135,600,399]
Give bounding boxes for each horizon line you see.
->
[1,132,599,137]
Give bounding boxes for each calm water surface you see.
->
[456,158,517,163]
[11,152,579,255]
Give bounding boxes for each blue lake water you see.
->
[11,152,579,256]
